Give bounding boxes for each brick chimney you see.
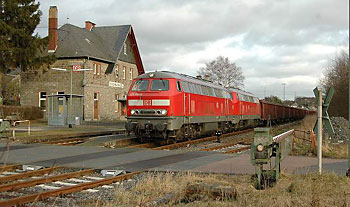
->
[48,6,58,52]
[85,21,96,31]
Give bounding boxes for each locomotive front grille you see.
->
[140,110,156,115]
[130,109,168,116]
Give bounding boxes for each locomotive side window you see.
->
[207,87,214,96]
[177,81,182,91]
[249,96,254,102]
[182,81,190,92]
[151,79,169,91]
[201,85,208,95]
[244,95,249,102]
[188,83,195,93]
[194,84,201,94]
[223,91,230,99]
[213,89,218,97]
[132,80,149,91]
[195,84,202,94]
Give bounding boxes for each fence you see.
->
[0,106,43,120]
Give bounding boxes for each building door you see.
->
[93,92,99,120]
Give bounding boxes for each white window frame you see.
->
[115,64,119,78]
[129,68,133,80]
[123,43,127,55]
[123,66,126,80]
[57,91,64,105]
[94,92,99,101]
[97,64,100,75]
[93,63,97,75]
[39,91,46,109]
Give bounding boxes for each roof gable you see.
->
[54,24,144,74]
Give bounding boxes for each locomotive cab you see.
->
[125,72,183,141]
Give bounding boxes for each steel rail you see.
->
[152,136,217,150]
[153,129,254,150]
[224,146,251,154]
[0,169,94,192]
[0,166,60,183]
[221,129,254,139]
[43,138,85,145]
[0,164,19,172]
[130,143,153,148]
[24,129,126,144]
[0,170,142,207]
[200,137,252,151]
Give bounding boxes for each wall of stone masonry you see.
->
[21,58,138,121]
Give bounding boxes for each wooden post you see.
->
[310,130,317,153]
[317,89,322,174]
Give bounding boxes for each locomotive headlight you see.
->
[131,110,139,115]
[256,144,264,152]
[160,109,167,115]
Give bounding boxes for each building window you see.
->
[97,64,101,75]
[93,63,97,74]
[129,68,133,80]
[123,43,127,55]
[93,63,101,75]
[39,91,46,109]
[115,64,119,78]
[123,66,126,79]
[94,92,98,100]
[115,94,119,112]
[57,91,64,105]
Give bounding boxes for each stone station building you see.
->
[20,6,145,121]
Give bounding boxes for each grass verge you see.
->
[104,171,350,207]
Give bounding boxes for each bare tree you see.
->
[197,56,245,89]
[321,49,349,119]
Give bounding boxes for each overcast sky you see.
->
[35,0,349,100]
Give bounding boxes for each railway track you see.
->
[149,121,300,153]
[152,129,254,151]
[0,165,143,207]
[200,137,252,153]
[0,164,19,173]
[43,137,86,145]
[22,129,126,145]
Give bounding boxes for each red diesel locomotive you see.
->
[125,71,307,142]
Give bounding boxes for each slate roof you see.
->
[52,24,144,74]
[55,24,130,63]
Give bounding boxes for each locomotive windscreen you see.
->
[132,80,149,91]
[151,80,169,91]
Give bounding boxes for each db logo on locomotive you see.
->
[144,100,152,106]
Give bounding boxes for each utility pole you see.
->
[348,57,350,176]
[282,83,286,101]
[70,67,73,126]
